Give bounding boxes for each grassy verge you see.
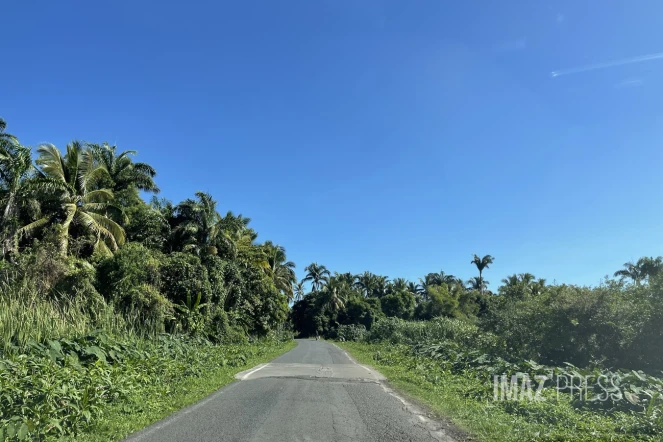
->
[74,339,296,442]
[337,341,656,442]
[0,333,295,442]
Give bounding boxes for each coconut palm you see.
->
[354,271,377,297]
[467,276,488,293]
[19,142,125,256]
[614,261,645,285]
[294,281,307,301]
[391,278,409,293]
[319,277,347,314]
[302,262,330,292]
[637,256,663,281]
[500,273,545,299]
[614,257,663,285]
[214,210,253,258]
[0,137,33,256]
[0,118,17,146]
[471,254,494,295]
[373,275,390,298]
[89,143,159,194]
[407,281,423,295]
[264,241,296,301]
[334,272,356,287]
[172,191,224,256]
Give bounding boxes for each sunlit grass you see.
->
[0,281,159,352]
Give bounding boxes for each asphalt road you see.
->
[124,339,459,442]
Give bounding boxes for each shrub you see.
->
[159,252,211,306]
[124,203,170,251]
[202,255,229,306]
[380,291,415,319]
[337,297,382,330]
[96,243,171,334]
[336,324,367,341]
[367,316,496,350]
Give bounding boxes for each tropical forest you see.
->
[1,117,662,441]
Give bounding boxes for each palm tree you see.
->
[302,262,330,292]
[0,118,17,146]
[319,277,347,314]
[294,281,307,301]
[264,241,296,301]
[614,257,663,285]
[391,278,408,293]
[0,136,33,256]
[467,276,488,293]
[89,143,159,194]
[500,273,545,298]
[471,254,494,295]
[354,271,377,297]
[637,256,663,281]
[436,271,458,285]
[422,272,442,287]
[334,272,355,287]
[614,261,645,285]
[19,142,126,256]
[407,281,423,296]
[215,210,252,258]
[374,275,390,298]
[172,191,224,256]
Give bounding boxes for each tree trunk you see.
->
[59,205,76,257]
[479,269,483,296]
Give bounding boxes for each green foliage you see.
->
[123,204,170,251]
[481,277,663,370]
[380,290,415,319]
[0,332,292,441]
[0,119,298,438]
[96,243,171,334]
[341,341,663,442]
[159,252,211,306]
[335,324,367,341]
[337,297,382,330]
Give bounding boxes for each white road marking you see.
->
[241,363,269,380]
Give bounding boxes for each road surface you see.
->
[124,339,459,442]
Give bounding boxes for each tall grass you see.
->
[0,281,158,352]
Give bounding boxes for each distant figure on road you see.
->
[315,331,319,341]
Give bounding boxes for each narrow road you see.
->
[124,340,459,442]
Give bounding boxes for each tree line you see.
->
[0,118,296,342]
[291,255,663,371]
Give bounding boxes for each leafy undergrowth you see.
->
[339,341,662,442]
[0,331,295,441]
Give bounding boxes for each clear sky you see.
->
[2,1,663,288]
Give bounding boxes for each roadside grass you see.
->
[337,341,656,442]
[73,339,296,442]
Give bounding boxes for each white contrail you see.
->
[551,51,663,77]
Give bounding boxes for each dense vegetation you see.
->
[294,256,663,440]
[340,320,663,441]
[292,255,663,372]
[0,118,295,440]
[3,114,662,440]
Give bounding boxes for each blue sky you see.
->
[2,1,663,287]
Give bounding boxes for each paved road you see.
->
[124,340,458,442]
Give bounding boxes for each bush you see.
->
[0,331,291,440]
[367,316,496,350]
[479,280,659,370]
[124,203,170,251]
[159,252,211,306]
[337,297,382,330]
[96,243,171,334]
[202,255,229,306]
[335,324,367,341]
[380,291,415,319]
